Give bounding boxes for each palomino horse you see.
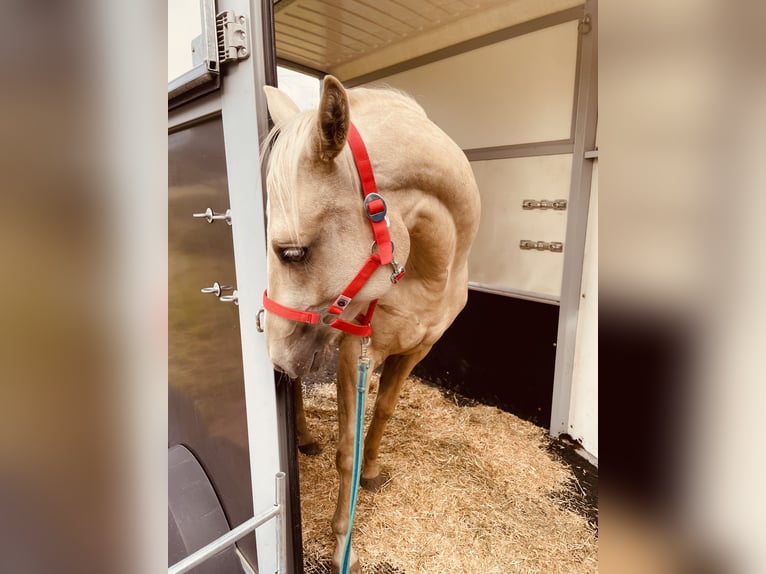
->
[261,76,480,573]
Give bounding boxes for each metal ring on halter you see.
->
[320,310,338,325]
[370,240,395,255]
[363,193,387,222]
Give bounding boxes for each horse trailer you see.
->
[168,0,597,572]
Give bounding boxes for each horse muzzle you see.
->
[266,323,337,379]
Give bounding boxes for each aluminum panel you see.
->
[274,0,582,79]
[468,154,573,298]
[168,117,257,568]
[367,20,579,148]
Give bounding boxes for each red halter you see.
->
[262,122,405,338]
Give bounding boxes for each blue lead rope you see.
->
[339,354,370,574]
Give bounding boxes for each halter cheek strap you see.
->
[262,122,405,338]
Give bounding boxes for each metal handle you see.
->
[219,290,239,305]
[519,240,564,252]
[192,207,232,225]
[256,308,265,332]
[200,282,232,297]
[522,199,567,211]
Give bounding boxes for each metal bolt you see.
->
[239,47,248,57]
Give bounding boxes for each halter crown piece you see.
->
[261,122,406,338]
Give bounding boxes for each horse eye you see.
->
[279,246,308,263]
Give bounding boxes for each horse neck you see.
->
[353,124,478,268]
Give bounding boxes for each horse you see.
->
[261,75,480,573]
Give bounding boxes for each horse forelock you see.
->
[261,110,316,245]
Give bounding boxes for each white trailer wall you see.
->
[364,20,579,300]
[470,155,573,298]
[361,13,598,460]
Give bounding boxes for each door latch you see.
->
[200,282,233,297]
[219,290,239,305]
[193,207,232,225]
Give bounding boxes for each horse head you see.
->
[261,76,407,378]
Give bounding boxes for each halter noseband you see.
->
[262,122,405,338]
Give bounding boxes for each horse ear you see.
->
[263,85,301,128]
[316,75,349,161]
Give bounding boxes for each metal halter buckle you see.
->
[371,240,396,255]
[363,193,387,222]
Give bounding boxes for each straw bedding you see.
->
[298,373,597,574]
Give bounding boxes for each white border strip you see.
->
[468,281,560,305]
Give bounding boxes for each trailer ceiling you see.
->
[273,0,582,82]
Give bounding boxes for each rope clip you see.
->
[390,260,406,283]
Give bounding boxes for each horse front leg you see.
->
[330,338,374,574]
[361,349,430,492]
[293,377,321,455]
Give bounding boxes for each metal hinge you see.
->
[216,10,250,64]
[520,240,564,252]
[578,14,592,35]
[522,199,568,211]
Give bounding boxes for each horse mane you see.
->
[260,86,424,244]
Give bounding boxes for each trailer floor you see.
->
[297,373,597,574]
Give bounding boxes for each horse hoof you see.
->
[360,471,390,492]
[298,441,322,456]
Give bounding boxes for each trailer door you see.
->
[168,0,300,571]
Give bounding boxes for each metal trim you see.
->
[264,10,307,566]
[343,5,585,87]
[168,473,286,574]
[468,282,560,305]
[235,547,258,574]
[201,0,220,72]
[464,139,573,162]
[168,91,223,133]
[217,1,283,572]
[168,64,219,102]
[276,57,326,79]
[263,0,278,87]
[168,0,221,109]
[550,0,598,438]
[569,13,585,141]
